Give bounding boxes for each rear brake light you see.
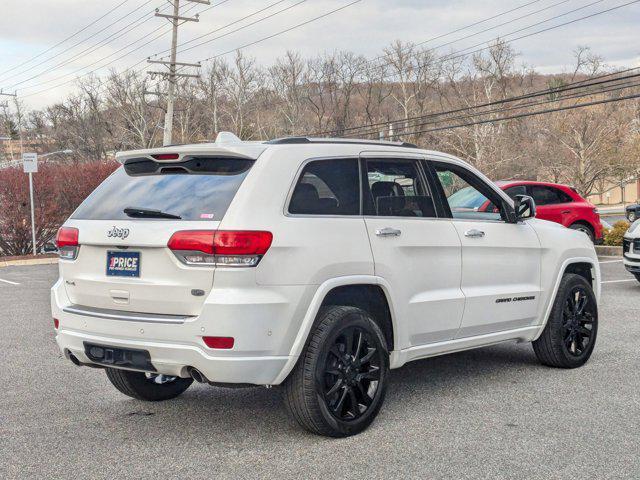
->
[152,153,180,160]
[53,318,59,330]
[168,230,272,267]
[56,227,79,260]
[56,227,78,248]
[202,336,234,349]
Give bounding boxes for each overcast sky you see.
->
[1,0,639,109]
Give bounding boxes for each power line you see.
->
[150,0,290,59]
[373,0,615,84]
[348,74,640,139]
[394,91,640,137]
[16,0,230,97]
[322,67,640,137]
[197,0,362,63]
[0,0,131,79]
[0,0,158,86]
[363,0,573,77]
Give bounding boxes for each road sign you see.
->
[22,152,38,173]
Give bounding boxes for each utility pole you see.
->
[148,0,208,146]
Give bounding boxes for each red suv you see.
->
[448,180,602,242]
[498,181,602,242]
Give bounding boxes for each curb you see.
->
[595,245,623,257]
[0,257,58,268]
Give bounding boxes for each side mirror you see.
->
[514,195,536,221]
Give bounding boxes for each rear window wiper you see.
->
[124,207,182,219]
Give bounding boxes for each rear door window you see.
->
[72,157,253,221]
[363,159,436,217]
[288,159,360,215]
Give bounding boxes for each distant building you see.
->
[588,177,640,206]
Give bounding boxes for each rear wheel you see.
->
[635,274,640,284]
[105,368,193,401]
[283,306,389,437]
[569,223,595,243]
[533,273,598,368]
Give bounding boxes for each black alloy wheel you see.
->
[560,286,596,357]
[320,326,382,421]
[533,273,598,368]
[283,305,389,437]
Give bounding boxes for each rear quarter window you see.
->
[71,157,253,221]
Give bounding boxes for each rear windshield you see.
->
[72,157,253,221]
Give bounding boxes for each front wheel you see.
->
[283,306,389,437]
[628,211,637,222]
[634,274,640,284]
[533,273,598,368]
[106,368,193,401]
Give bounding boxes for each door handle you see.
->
[464,229,485,238]
[375,227,402,237]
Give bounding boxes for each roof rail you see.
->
[265,137,418,149]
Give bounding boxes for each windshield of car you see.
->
[71,157,253,221]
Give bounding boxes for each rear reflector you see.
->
[202,336,234,349]
[168,230,272,266]
[53,318,59,330]
[152,153,180,160]
[56,227,79,248]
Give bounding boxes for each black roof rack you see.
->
[265,137,418,149]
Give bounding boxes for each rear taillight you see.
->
[168,230,272,267]
[53,318,59,330]
[56,227,79,260]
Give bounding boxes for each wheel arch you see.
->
[533,257,600,341]
[272,275,399,384]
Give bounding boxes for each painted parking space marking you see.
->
[599,259,623,264]
[0,278,20,285]
[601,279,636,284]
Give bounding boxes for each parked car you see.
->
[449,180,603,242]
[625,203,640,222]
[623,220,640,282]
[52,134,600,437]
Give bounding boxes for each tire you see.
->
[569,223,595,243]
[635,274,640,284]
[105,368,193,401]
[628,211,637,222]
[283,306,389,437]
[533,273,598,368]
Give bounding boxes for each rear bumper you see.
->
[56,329,288,384]
[51,278,312,385]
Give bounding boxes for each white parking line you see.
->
[0,278,20,285]
[601,279,636,284]
[599,260,623,264]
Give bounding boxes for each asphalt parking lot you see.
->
[1,261,638,479]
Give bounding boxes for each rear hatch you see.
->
[59,152,257,316]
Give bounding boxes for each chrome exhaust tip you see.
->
[188,367,208,383]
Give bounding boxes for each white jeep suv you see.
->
[52,133,600,437]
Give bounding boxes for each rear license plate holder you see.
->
[106,251,141,277]
[84,342,156,371]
